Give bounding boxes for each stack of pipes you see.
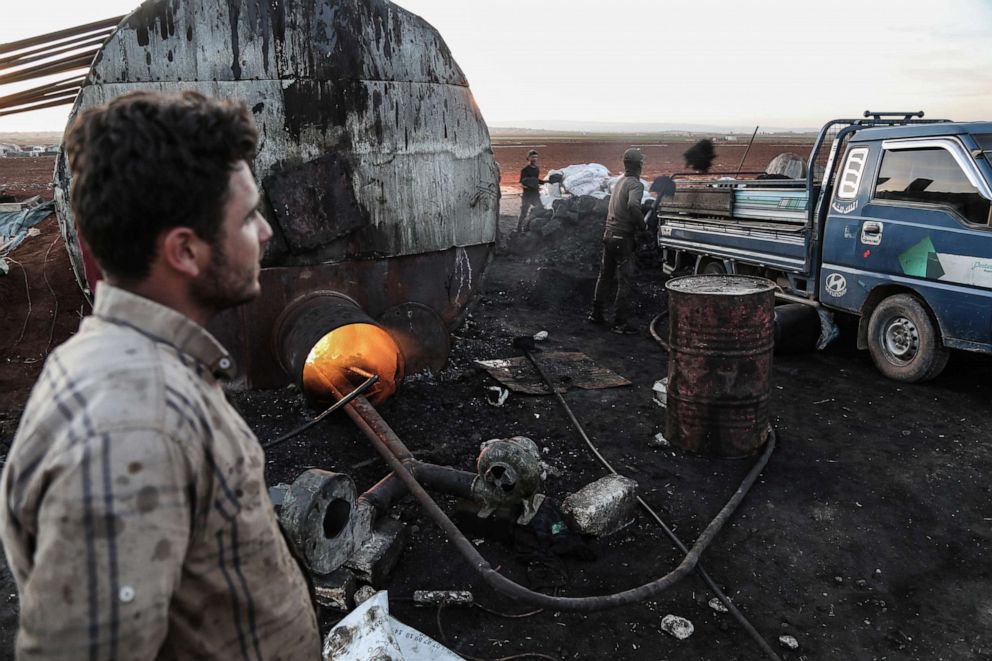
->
[0,16,122,117]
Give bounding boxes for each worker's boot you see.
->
[586,310,605,324]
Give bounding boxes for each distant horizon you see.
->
[2,0,991,132]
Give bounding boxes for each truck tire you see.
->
[700,259,727,275]
[866,294,949,382]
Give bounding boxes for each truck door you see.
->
[819,143,877,310]
[824,137,992,349]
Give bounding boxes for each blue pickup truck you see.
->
[656,111,992,382]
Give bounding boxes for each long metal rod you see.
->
[330,382,776,612]
[520,348,782,660]
[0,36,107,69]
[0,32,109,67]
[0,91,81,113]
[0,76,84,106]
[0,53,95,86]
[0,16,123,55]
[0,94,79,117]
[735,125,760,177]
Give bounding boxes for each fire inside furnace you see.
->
[303,323,405,405]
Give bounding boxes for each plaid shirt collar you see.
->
[91,282,236,379]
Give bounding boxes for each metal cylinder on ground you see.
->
[665,275,775,456]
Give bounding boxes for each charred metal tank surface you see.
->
[53,0,499,388]
[665,275,775,457]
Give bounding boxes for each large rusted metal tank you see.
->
[664,275,775,457]
[52,0,499,389]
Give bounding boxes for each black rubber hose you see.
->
[649,310,670,352]
[519,348,781,660]
[337,380,777,612]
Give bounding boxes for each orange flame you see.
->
[302,323,404,405]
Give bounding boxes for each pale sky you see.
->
[3,0,992,133]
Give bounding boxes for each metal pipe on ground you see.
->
[325,380,777,614]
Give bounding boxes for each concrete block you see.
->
[561,474,638,537]
[344,517,408,586]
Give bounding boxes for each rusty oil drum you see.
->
[664,275,775,456]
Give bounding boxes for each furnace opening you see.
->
[302,323,405,405]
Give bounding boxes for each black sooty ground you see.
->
[1,195,990,660]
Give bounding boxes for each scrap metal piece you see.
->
[279,469,359,575]
[344,517,408,586]
[475,352,631,395]
[412,591,474,607]
[561,474,638,537]
[474,436,545,524]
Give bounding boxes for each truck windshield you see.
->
[875,147,991,225]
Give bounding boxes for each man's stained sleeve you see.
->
[627,183,647,230]
[14,429,193,660]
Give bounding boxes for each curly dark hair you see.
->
[65,91,258,281]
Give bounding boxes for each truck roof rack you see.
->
[863,110,925,121]
[855,110,951,126]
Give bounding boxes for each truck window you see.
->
[874,147,991,225]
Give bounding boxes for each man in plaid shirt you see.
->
[0,92,320,659]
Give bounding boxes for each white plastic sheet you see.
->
[322,591,462,660]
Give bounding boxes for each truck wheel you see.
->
[866,294,949,382]
[700,259,726,275]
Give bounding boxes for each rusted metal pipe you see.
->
[360,462,477,512]
[328,381,777,612]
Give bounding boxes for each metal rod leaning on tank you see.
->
[261,374,379,450]
[325,379,779,616]
[515,342,782,661]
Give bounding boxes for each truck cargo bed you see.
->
[659,179,809,225]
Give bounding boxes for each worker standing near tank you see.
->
[517,149,545,232]
[588,148,647,334]
[0,91,321,659]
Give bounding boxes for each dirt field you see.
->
[1,147,991,660]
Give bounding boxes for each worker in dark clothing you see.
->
[589,148,646,334]
[517,149,544,232]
